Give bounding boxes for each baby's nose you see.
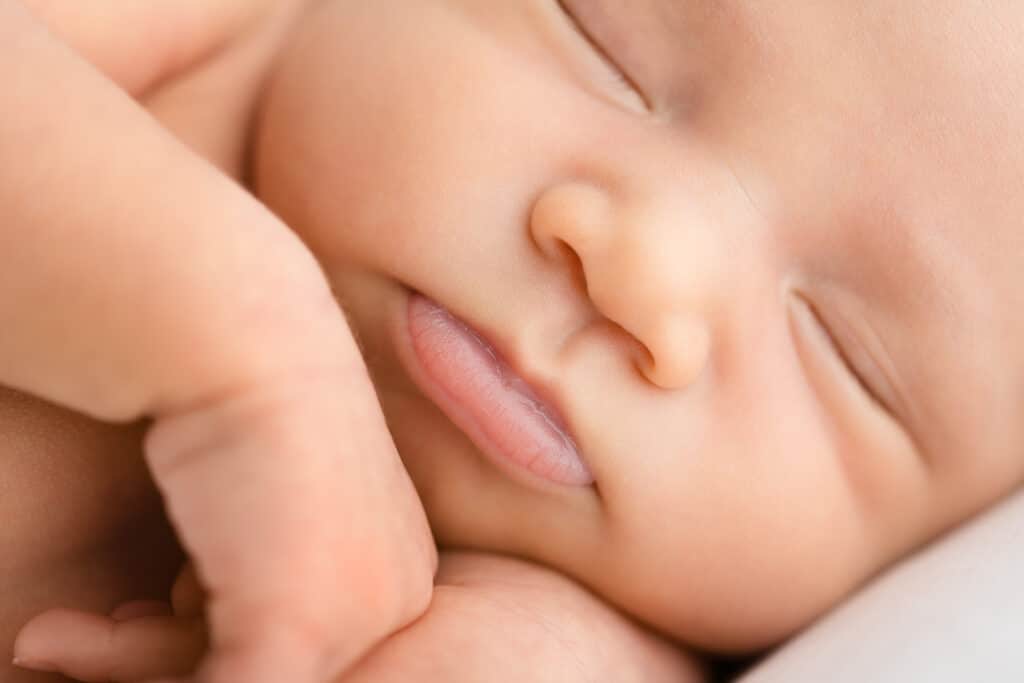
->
[529,182,718,390]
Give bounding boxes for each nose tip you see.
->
[530,181,715,392]
[635,314,711,390]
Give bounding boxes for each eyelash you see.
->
[799,296,892,417]
[790,294,897,421]
[554,0,650,110]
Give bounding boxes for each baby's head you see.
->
[255,0,1024,652]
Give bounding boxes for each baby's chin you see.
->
[416,464,877,654]
[418,489,854,654]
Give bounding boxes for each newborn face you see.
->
[257,0,1024,651]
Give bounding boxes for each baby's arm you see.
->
[2,1,434,680]
[16,553,704,683]
[17,0,277,95]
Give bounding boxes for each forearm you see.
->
[16,0,283,94]
[0,0,355,423]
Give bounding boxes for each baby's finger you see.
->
[172,563,206,618]
[14,609,206,682]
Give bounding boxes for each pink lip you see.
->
[399,293,592,487]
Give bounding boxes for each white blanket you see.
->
[742,489,1024,682]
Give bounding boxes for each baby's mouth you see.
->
[400,293,593,487]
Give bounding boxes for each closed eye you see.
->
[554,0,650,112]
[791,293,896,420]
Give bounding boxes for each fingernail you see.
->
[12,655,57,672]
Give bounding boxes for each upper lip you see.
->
[412,290,583,454]
[475,322,578,445]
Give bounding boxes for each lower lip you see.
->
[402,293,592,487]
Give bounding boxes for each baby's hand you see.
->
[16,555,705,683]
[15,565,208,682]
[3,2,435,681]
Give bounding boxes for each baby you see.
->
[258,0,1024,652]
[9,0,1024,680]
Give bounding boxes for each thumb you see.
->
[145,367,436,682]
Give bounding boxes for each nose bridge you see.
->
[530,178,729,390]
[603,193,722,321]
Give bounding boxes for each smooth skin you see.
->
[11,0,1024,680]
[13,554,703,683]
[254,0,1024,653]
[1,1,436,682]
[4,1,688,682]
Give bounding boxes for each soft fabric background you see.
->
[741,488,1024,682]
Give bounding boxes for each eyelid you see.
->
[790,293,898,419]
[816,302,914,426]
[794,292,909,428]
[554,0,651,112]
[789,291,930,476]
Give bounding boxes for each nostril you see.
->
[531,226,563,262]
[528,182,610,262]
[636,315,711,390]
[530,182,713,391]
[553,239,589,296]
